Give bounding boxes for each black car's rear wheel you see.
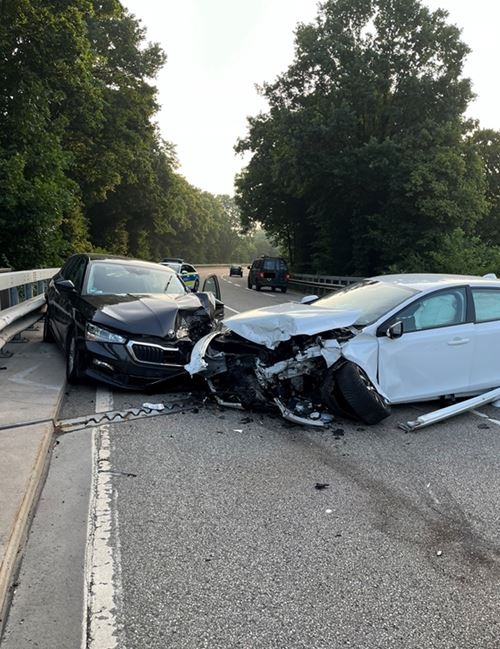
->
[66,331,83,384]
[43,311,54,343]
[281,287,287,293]
[247,279,252,289]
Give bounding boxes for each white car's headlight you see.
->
[85,323,126,344]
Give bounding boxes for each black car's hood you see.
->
[84,293,204,338]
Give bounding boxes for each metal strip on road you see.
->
[56,398,200,435]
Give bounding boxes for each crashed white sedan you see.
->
[186,274,500,426]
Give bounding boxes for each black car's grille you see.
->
[128,341,184,366]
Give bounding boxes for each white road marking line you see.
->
[81,387,123,649]
[225,305,240,314]
[471,409,500,426]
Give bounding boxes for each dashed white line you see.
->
[472,409,500,426]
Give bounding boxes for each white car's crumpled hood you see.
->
[223,303,361,348]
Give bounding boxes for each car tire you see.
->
[43,311,54,343]
[335,362,390,425]
[272,286,276,292]
[256,284,261,291]
[247,279,252,289]
[194,279,199,291]
[320,366,358,420]
[66,330,83,384]
[281,287,287,293]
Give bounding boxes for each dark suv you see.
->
[247,257,289,292]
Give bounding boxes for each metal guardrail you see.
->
[289,273,363,295]
[0,268,59,334]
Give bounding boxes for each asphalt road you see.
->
[2,268,500,648]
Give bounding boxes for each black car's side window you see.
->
[471,288,500,322]
[395,287,467,332]
[65,257,86,291]
[61,257,77,280]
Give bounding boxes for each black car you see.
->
[247,256,289,292]
[229,264,243,277]
[44,254,223,389]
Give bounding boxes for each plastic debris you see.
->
[436,550,443,557]
[142,402,164,411]
[320,413,335,423]
[315,482,330,490]
[309,412,321,420]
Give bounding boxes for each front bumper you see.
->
[79,339,189,389]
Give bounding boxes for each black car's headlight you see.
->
[85,323,126,344]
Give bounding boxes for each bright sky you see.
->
[122,0,499,196]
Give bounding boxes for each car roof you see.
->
[370,273,500,291]
[78,254,176,273]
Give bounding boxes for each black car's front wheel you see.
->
[66,331,83,384]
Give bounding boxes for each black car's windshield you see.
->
[315,280,419,326]
[84,262,188,296]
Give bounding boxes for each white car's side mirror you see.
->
[386,321,403,339]
[300,295,319,305]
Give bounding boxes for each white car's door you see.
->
[469,287,500,391]
[377,287,475,403]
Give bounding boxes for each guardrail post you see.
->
[24,283,33,299]
[8,288,18,307]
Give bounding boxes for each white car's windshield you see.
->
[315,280,419,326]
[84,262,188,295]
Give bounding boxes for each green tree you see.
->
[472,129,500,246]
[0,0,94,268]
[236,0,487,275]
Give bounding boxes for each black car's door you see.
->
[51,256,87,348]
[202,275,224,319]
[202,274,221,300]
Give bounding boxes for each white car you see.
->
[186,273,500,425]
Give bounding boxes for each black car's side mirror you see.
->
[55,278,76,292]
[386,321,403,339]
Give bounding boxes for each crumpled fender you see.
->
[184,331,221,375]
[341,334,389,403]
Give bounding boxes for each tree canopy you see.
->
[235,0,500,275]
[0,0,271,269]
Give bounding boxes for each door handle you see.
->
[447,337,470,346]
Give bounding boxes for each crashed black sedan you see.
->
[44,254,223,389]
